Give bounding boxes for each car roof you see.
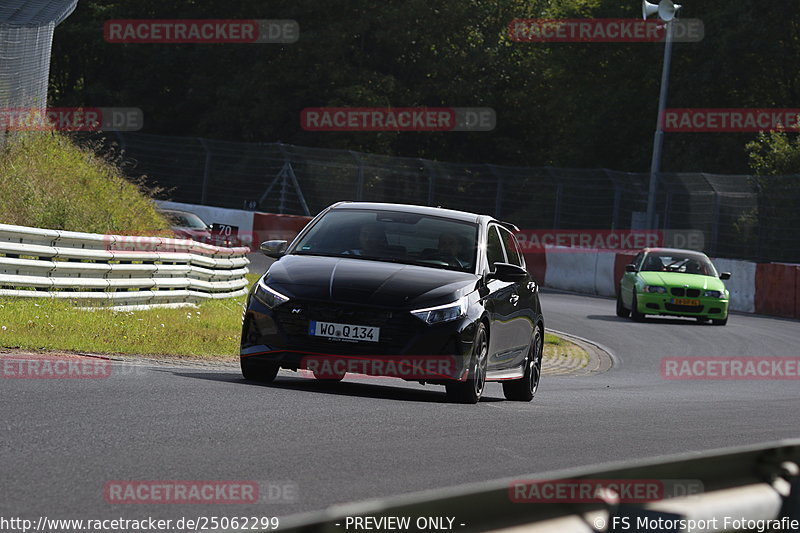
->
[644,247,710,258]
[159,208,197,216]
[328,201,496,225]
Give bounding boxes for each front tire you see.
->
[712,316,728,326]
[503,325,543,402]
[241,357,279,382]
[630,291,645,322]
[616,292,630,318]
[446,323,488,404]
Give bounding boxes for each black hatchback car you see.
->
[240,202,544,403]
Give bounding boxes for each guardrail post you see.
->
[553,183,563,229]
[419,159,437,206]
[710,192,721,257]
[545,167,563,229]
[486,164,504,219]
[199,137,211,205]
[350,151,364,201]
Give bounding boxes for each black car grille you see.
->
[273,301,417,355]
[665,303,704,313]
[670,288,701,297]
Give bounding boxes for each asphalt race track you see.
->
[2,289,799,524]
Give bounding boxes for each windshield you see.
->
[292,209,478,273]
[163,211,207,229]
[641,251,718,276]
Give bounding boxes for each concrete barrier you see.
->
[544,248,603,295]
[713,258,756,313]
[593,251,617,297]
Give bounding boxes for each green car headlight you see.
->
[643,285,667,294]
[704,290,723,298]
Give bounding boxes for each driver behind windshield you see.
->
[345,223,387,256]
[641,254,664,272]
[438,232,467,268]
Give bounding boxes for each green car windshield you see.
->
[641,252,718,277]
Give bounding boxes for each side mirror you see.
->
[719,272,731,280]
[260,240,288,258]
[625,264,638,273]
[490,262,528,282]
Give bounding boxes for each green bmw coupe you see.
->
[617,248,731,325]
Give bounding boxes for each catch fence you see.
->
[83,131,800,263]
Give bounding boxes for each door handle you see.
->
[510,294,520,306]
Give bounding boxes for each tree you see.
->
[743,122,800,261]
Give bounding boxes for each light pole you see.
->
[643,0,681,230]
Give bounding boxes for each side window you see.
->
[499,228,523,267]
[486,226,506,269]
[632,252,644,269]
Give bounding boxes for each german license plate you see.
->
[309,321,380,342]
[672,298,700,306]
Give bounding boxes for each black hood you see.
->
[264,255,478,308]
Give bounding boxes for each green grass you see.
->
[544,333,566,346]
[0,296,247,359]
[0,132,171,235]
[543,333,588,367]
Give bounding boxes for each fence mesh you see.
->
[81,131,800,264]
[0,0,78,146]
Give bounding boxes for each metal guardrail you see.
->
[275,440,800,533]
[0,223,250,309]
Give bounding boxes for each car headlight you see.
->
[411,296,468,325]
[643,285,667,294]
[704,290,723,298]
[253,279,290,308]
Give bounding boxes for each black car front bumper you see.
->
[240,295,479,382]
